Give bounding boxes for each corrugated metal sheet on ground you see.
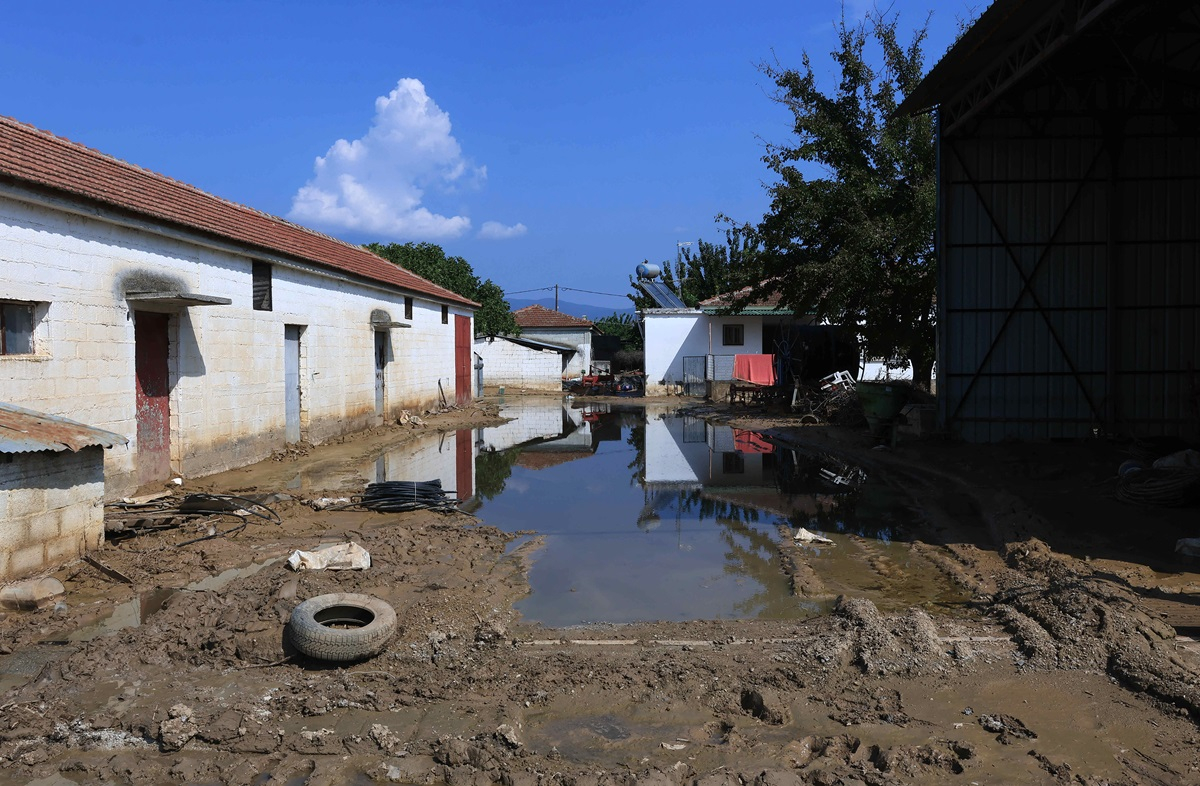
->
[0,402,128,454]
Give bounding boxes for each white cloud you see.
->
[478,221,527,240]
[289,78,484,239]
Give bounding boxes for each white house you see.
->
[512,305,596,378]
[0,116,478,500]
[473,334,573,393]
[641,286,844,396]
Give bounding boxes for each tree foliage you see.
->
[594,312,643,351]
[751,10,937,384]
[628,227,755,310]
[365,241,519,336]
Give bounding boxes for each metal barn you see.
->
[901,0,1200,441]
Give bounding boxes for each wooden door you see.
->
[454,315,471,405]
[134,312,171,485]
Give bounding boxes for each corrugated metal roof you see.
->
[477,334,574,354]
[0,402,128,454]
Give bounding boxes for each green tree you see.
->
[366,241,519,336]
[594,312,643,351]
[750,9,937,385]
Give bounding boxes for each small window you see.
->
[0,301,35,355]
[722,452,745,474]
[441,304,448,324]
[722,324,744,347]
[404,296,413,320]
[252,262,272,311]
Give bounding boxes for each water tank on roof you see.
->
[635,263,662,280]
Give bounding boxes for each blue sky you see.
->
[4,1,973,312]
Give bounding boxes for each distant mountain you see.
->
[507,296,634,321]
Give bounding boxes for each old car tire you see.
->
[287,593,397,662]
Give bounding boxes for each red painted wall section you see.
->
[134,311,171,485]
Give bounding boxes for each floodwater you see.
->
[206,398,964,628]
[463,400,963,627]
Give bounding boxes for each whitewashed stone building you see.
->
[473,334,573,393]
[0,116,478,500]
[511,305,595,378]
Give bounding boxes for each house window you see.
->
[252,262,272,311]
[441,305,448,324]
[722,324,744,347]
[722,452,745,474]
[0,301,35,355]
[405,297,413,320]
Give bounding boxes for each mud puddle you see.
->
[51,557,283,644]
[463,402,965,626]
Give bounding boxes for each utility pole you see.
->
[554,284,559,312]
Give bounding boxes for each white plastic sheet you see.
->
[287,541,371,571]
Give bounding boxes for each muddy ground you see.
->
[2,396,1199,785]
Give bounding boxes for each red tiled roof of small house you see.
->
[513,304,594,328]
[0,116,478,308]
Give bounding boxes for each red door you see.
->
[134,312,171,485]
[454,315,471,405]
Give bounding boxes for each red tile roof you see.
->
[513,304,593,329]
[699,283,785,310]
[0,116,478,308]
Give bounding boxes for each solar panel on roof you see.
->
[639,279,688,309]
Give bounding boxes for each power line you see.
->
[560,286,629,298]
[504,285,630,299]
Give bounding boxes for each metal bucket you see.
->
[856,382,910,440]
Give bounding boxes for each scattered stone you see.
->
[496,723,522,749]
[978,713,1036,744]
[370,723,403,753]
[741,687,792,725]
[158,705,198,752]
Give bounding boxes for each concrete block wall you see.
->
[517,327,592,377]
[474,338,564,392]
[0,193,473,497]
[0,447,105,580]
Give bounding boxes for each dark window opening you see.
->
[441,305,449,324]
[0,301,35,355]
[252,262,273,311]
[722,452,745,474]
[404,296,413,320]
[722,324,744,347]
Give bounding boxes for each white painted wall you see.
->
[643,311,769,394]
[473,337,565,392]
[0,193,473,497]
[516,327,592,377]
[0,447,105,580]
